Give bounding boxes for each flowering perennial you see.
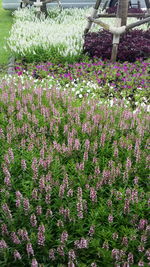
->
[0,76,149,266]
[15,60,150,109]
[7,7,148,62]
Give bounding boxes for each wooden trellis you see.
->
[84,0,150,62]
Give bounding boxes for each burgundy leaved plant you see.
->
[83,29,150,62]
[106,6,145,14]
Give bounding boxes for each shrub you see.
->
[83,29,150,62]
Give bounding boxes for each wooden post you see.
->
[85,0,149,63]
[145,0,150,13]
[84,0,102,35]
[34,0,43,18]
[137,0,141,8]
[41,0,48,17]
[111,44,119,62]
[117,0,129,26]
[111,0,129,61]
[111,18,121,62]
[102,0,109,11]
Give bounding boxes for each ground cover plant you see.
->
[83,29,150,62]
[6,7,149,64]
[15,59,150,109]
[0,74,150,267]
[106,7,145,14]
[0,0,13,67]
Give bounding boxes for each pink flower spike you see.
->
[49,249,55,260]
[61,230,68,243]
[14,250,22,260]
[31,258,38,267]
[26,243,34,257]
[138,260,144,266]
[108,214,113,223]
[0,239,8,249]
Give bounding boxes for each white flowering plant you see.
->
[6,7,148,63]
[7,7,88,63]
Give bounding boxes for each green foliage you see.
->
[15,59,150,109]
[0,4,150,266]
[18,45,83,65]
[0,0,13,66]
[0,76,149,266]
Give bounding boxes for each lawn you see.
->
[0,0,13,67]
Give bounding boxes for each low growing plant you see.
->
[7,7,148,64]
[0,76,149,266]
[83,29,150,62]
[106,7,145,14]
[15,59,150,109]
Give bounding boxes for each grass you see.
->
[0,0,13,67]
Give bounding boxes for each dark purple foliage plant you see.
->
[83,29,150,62]
[106,7,145,14]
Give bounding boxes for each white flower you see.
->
[9,7,144,59]
[7,7,89,58]
[79,94,83,98]
[141,102,146,108]
[142,97,147,102]
[109,99,114,107]
[75,90,80,95]
[146,105,150,112]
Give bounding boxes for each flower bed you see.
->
[7,7,88,63]
[83,29,150,62]
[6,7,148,64]
[106,7,145,14]
[15,59,150,109]
[1,6,150,267]
[0,75,150,266]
